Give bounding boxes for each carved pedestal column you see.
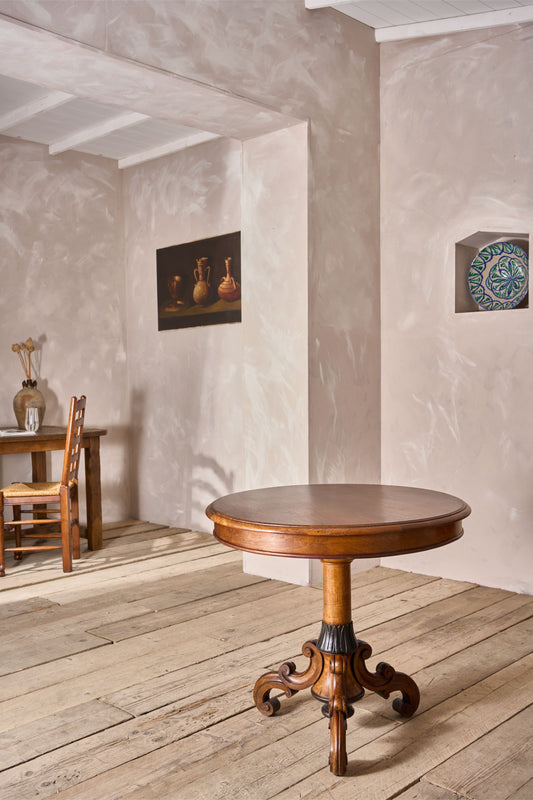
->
[253,558,420,776]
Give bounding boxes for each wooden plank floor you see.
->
[0,521,531,800]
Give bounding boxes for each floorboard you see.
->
[0,520,531,800]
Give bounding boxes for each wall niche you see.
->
[455,231,529,313]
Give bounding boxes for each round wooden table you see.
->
[206,484,470,776]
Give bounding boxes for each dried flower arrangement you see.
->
[12,338,37,386]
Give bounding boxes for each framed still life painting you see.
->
[157,231,241,330]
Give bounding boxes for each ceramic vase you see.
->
[193,257,211,306]
[13,381,46,428]
[218,257,241,302]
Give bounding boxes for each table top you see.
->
[0,425,107,438]
[206,484,471,560]
[0,425,107,452]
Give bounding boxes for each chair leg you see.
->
[71,484,81,560]
[60,486,73,573]
[13,504,23,560]
[0,493,5,577]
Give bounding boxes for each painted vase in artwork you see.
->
[193,257,211,306]
[166,274,185,309]
[217,257,241,302]
[13,381,46,428]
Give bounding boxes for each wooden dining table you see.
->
[0,425,107,550]
[206,483,471,776]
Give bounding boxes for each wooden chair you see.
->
[0,396,86,577]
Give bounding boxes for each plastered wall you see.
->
[2,4,530,593]
[107,0,381,487]
[121,137,244,531]
[109,0,380,583]
[0,136,130,521]
[0,1,380,585]
[380,24,533,593]
[241,125,310,582]
[121,123,310,562]
[0,0,381,496]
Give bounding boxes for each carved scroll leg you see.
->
[352,640,420,718]
[253,641,323,717]
[328,654,348,776]
[376,662,420,718]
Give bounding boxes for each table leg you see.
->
[31,452,47,482]
[253,558,420,777]
[253,640,324,715]
[315,559,357,775]
[84,438,103,550]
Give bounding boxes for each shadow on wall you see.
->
[187,451,235,532]
[127,388,235,530]
[31,334,60,424]
[127,314,238,530]
[37,378,60,424]
[126,387,145,521]
[94,422,133,524]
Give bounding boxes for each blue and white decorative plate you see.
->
[468,242,529,310]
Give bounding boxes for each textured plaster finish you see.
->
[103,0,382,488]
[308,119,381,485]
[380,24,533,593]
[242,124,309,583]
[0,0,381,488]
[1,2,381,584]
[121,138,243,532]
[0,17,301,140]
[0,136,129,522]
[242,125,309,489]
[122,127,310,580]
[0,0,106,48]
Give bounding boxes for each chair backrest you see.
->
[61,396,87,487]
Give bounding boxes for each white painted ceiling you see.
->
[0,73,217,169]
[307,0,533,40]
[1,1,533,167]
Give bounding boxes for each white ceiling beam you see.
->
[118,131,221,169]
[305,0,352,7]
[0,17,302,141]
[375,6,533,41]
[49,111,149,154]
[0,89,73,131]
